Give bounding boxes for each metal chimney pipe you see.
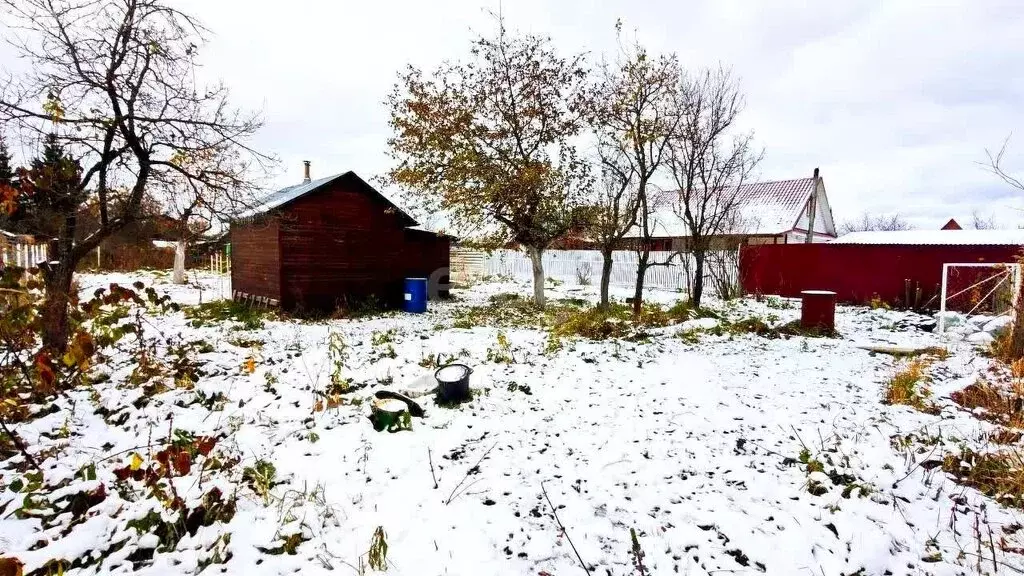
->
[303,160,311,183]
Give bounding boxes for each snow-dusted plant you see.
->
[328,332,350,394]
[0,271,177,467]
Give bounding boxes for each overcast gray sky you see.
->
[7,0,1024,229]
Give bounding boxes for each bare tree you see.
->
[587,168,638,299]
[704,208,755,300]
[664,67,760,309]
[387,14,591,308]
[587,24,678,309]
[988,136,1024,194]
[986,137,1024,357]
[839,212,911,234]
[158,146,262,284]
[0,0,269,350]
[971,209,998,230]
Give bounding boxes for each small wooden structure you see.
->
[0,229,49,269]
[230,167,450,311]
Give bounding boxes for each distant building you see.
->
[941,218,962,230]
[621,169,837,251]
[230,165,450,310]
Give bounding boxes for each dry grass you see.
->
[549,302,681,340]
[1012,358,1024,388]
[988,329,1019,364]
[943,448,1024,509]
[988,429,1023,445]
[951,380,1024,428]
[454,295,717,341]
[883,360,939,414]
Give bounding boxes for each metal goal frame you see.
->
[938,262,1021,334]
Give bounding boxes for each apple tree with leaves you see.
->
[386,16,591,307]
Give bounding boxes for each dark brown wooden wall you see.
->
[403,229,451,276]
[277,181,429,309]
[230,220,280,302]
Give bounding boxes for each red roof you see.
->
[941,218,962,230]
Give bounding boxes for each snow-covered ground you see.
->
[2,271,1022,575]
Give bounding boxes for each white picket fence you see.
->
[209,251,230,275]
[464,248,738,292]
[0,231,48,269]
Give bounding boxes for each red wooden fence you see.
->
[739,244,1022,308]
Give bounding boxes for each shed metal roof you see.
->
[233,171,418,227]
[831,230,1024,245]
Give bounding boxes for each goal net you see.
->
[939,263,1021,333]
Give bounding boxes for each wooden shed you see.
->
[230,169,450,311]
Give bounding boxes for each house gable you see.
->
[791,179,837,238]
[624,173,833,240]
[235,171,418,228]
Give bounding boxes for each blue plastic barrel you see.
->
[404,278,428,313]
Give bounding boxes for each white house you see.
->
[622,169,837,250]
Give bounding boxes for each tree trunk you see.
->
[691,251,706,309]
[172,237,188,284]
[1009,272,1024,359]
[41,212,79,353]
[599,249,614,309]
[633,249,649,314]
[41,256,74,354]
[526,245,546,308]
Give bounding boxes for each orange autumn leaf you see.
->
[0,183,17,216]
[35,353,56,389]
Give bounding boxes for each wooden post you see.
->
[939,264,949,334]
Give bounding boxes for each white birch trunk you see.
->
[172,238,188,284]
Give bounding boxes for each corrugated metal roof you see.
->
[233,171,418,226]
[831,230,1024,245]
[234,174,342,219]
[735,178,817,234]
[624,177,819,238]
